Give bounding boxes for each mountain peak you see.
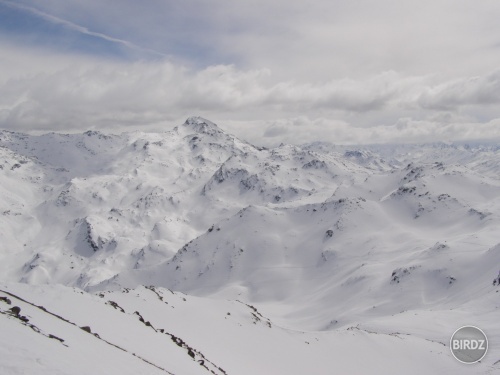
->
[181,116,224,136]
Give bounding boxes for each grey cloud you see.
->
[1,43,500,145]
[263,125,288,138]
[266,72,403,112]
[418,71,500,110]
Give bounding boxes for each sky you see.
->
[1,0,500,145]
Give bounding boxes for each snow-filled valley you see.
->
[1,117,499,374]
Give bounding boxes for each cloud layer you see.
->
[1,43,499,145]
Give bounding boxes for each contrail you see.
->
[0,0,169,58]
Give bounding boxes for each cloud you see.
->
[0,42,500,146]
[418,71,500,110]
[200,0,500,82]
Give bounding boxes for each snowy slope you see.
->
[1,117,500,373]
[2,282,494,375]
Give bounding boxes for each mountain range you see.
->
[1,117,499,374]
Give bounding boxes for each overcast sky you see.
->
[1,0,500,145]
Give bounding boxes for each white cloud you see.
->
[0,39,499,145]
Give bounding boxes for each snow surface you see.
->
[1,116,499,374]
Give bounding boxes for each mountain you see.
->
[1,117,499,374]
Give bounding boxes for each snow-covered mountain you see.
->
[1,117,499,374]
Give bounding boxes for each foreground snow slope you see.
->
[2,282,495,375]
[1,117,499,373]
